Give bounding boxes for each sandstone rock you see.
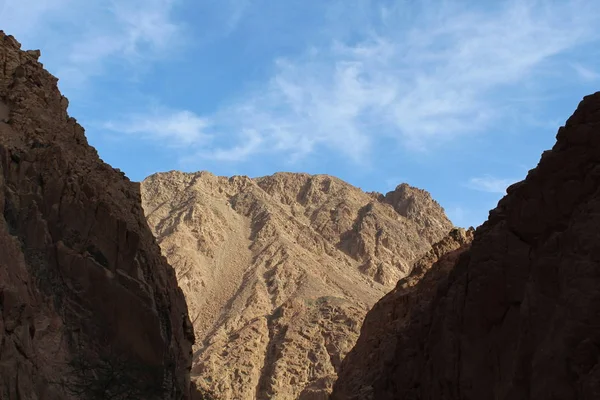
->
[141,171,453,399]
[332,92,600,400]
[0,31,194,399]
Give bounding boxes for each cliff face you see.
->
[332,92,600,400]
[0,32,194,399]
[141,171,452,399]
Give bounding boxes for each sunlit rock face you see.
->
[141,170,452,399]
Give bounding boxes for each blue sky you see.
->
[2,0,600,227]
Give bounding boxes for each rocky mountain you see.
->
[332,92,600,399]
[0,32,194,399]
[141,171,453,399]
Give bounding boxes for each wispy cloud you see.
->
[466,176,516,194]
[0,0,72,41]
[176,129,264,164]
[104,108,210,146]
[224,0,250,34]
[203,52,383,162]
[571,63,600,81]
[133,0,599,163]
[0,0,185,87]
[19,0,598,164]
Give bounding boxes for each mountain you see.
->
[0,32,194,399]
[141,171,453,399]
[332,92,600,400]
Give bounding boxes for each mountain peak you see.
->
[141,170,452,399]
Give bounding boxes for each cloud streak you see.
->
[571,63,600,81]
[0,0,185,88]
[466,176,516,194]
[104,108,211,146]
[132,0,600,163]
[9,0,599,164]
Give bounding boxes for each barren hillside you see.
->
[141,171,452,399]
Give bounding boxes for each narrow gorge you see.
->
[1,28,599,400]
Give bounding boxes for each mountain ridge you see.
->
[141,169,453,399]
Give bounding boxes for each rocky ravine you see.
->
[141,171,453,399]
[0,32,194,399]
[333,92,600,400]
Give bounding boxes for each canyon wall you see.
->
[333,92,600,400]
[0,32,194,400]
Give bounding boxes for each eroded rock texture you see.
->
[0,32,194,399]
[332,92,600,400]
[141,171,452,399]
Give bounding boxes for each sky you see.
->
[1,0,599,228]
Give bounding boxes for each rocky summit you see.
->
[0,32,194,399]
[141,171,452,399]
[332,92,600,400]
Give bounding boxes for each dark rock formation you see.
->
[0,32,194,399]
[333,92,600,400]
[332,228,474,400]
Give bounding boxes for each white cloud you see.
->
[225,0,250,33]
[187,129,263,162]
[0,0,184,87]
[180,0,600,162]
[19,0,597,164]
[571,63,600,81]
[104,109,211,146]
[203,53,382,162]
[466,176,516,194]
[0,0,73,41]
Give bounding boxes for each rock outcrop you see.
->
[332,92,600,400]
[141,171,452,399]
[0,32,194,399]
[332,228,474,399]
